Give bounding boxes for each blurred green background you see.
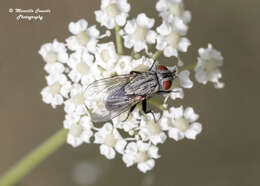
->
[0,0,259,186]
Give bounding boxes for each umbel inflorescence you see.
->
[39,0,224,173]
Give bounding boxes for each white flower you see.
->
[68,49,102,86]
[195,44,224,88]
[139,113,167,145]
[156,0,191,34]
[122,141,160,173]
[94,42,119,77]
[123,13,157,52]
[63,113,93,147]
[41,73,72,108]
[64,84,88,115]
[168,87,184,100]
[112,107,141,134]
[95,0,130,29]
[94,123,126,159]
[36,0,219,172]
[160,106,202,141]
[130,57,155,72]
[114,55,133,75]
[66,19,100,52]
[38,39,68,74]
[169,70,193,100]
[156,21,190,57]
[178,70,193,88]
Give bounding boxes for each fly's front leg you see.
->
[122,104,137,122]
[149,60,156,71]
[158,90,182,106]
[158,89,182,95]
[142,99,156,122]
[158,90,171,95]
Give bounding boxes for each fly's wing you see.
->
[85,74,140,123]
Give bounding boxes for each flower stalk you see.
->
[0,129,68,186]
[115,25,124,55]
[179,63,196,72]
[152,50,162,60]
[149,98,167,111]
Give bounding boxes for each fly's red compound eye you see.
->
[157,65,168,71]
[162,80,172,90]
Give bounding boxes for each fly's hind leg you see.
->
[130,71,142,74]
[122,104,137,122]
[142,99,156,122]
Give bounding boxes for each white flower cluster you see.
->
[39,0,224,173]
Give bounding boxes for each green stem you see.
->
[131,49,140,59]
[0,128,68,186]
[152,50,162,60]
[149,98,167,111]
[115,25,124,55]
[131,49,135,58]
[179,63,196,72]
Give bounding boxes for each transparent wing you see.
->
[85,74,141,123]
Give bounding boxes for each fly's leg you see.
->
[122,104,137,122]
[158,90,171,95]
[158,89,182,95]
[149,60,157,71]
[142,100,156,122]
[130,71,142,74]
[158,90,182,106]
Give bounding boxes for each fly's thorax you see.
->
[124,72,159,96]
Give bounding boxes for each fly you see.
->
[85,63,177,123]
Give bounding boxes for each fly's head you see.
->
[156,65,177,91]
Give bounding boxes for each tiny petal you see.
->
[100,144,116,159]
[137,159,155,173]
[168,128,184,141]
[115,139,127,154]
[184,107,199,122]
[178,37,191,52]
[178,70,193,89]
[69,19,88,35]
[185,122,202,140]
[170,106,184,118]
